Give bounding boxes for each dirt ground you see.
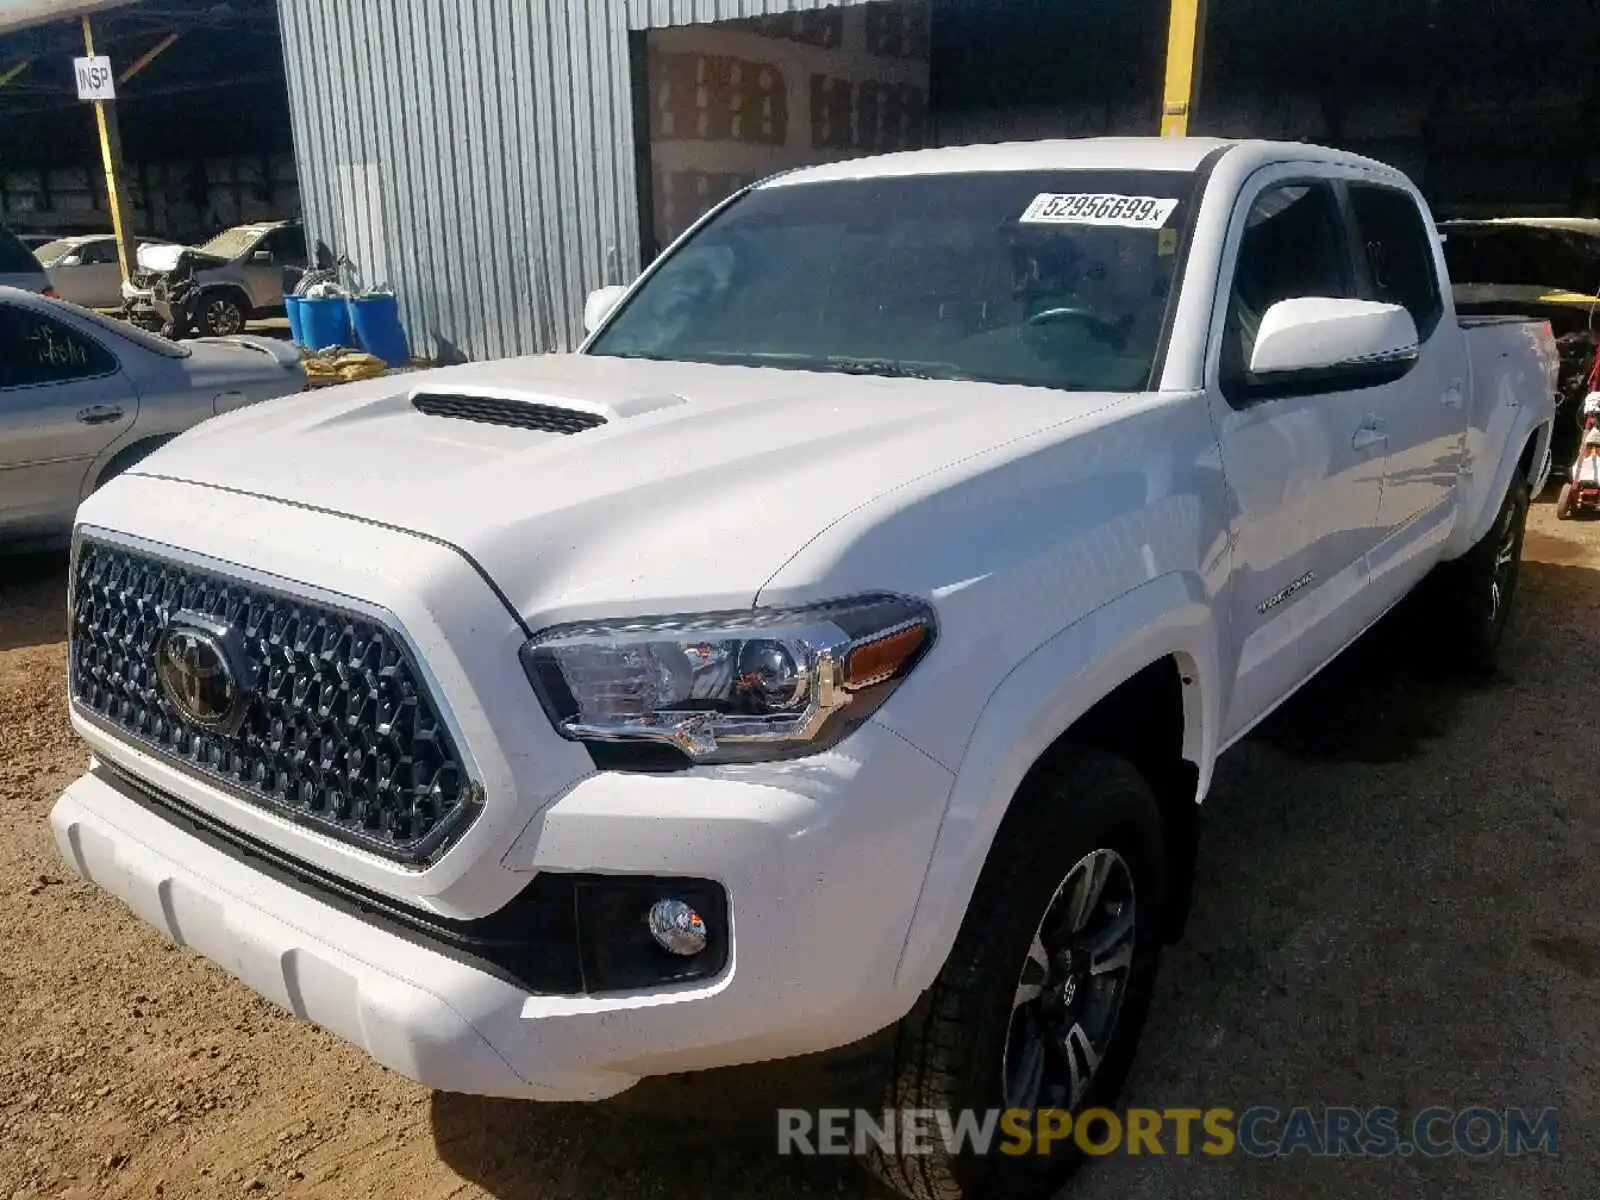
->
[2,495,1597,1200]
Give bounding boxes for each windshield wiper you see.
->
[817,357,942,379]
[598,349,977,382]
[732,352,976,381]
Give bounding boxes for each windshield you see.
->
[588,169,1199,391]
[198,226,263,260]
[33,239,76,267]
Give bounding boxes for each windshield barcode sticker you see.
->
[1019,193,1181,229]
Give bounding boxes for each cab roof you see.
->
[759,138,1398,188]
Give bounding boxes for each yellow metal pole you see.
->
[1159,0,1208,138]
[82,15,138,287]
[119,32,179,85]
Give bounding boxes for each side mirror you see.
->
[1248,298,1419,387]
[251,250,273,264]
[583,284,629,334]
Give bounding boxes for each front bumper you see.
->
[52,716,953,1099]
[120,279,168,320]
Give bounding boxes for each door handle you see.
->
[76,405,124,426]
[1442,381,1465,409]
[1352,420,1388,453]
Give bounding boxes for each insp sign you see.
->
[73,56,115,101]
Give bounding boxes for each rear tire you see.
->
[864,749,1166,1200]
[1432,477,1529,673]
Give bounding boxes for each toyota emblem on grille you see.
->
[155,613,253,735]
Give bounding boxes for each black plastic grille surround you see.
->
[69,539,477,863]
[411,393,607,434]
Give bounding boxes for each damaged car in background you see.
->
[122,219,309,339]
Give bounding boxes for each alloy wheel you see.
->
[207,299,243,336]
[1002,848,1137,1114]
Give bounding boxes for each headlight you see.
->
[520,594,935,765]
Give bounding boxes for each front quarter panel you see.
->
[894,571,1221,996]
[755,390,1231,992]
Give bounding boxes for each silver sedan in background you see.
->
[34,234,164,310]
[0,286,307,548]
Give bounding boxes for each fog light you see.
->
[647,899,708,956]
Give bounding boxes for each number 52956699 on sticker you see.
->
[1019,192,1180,229]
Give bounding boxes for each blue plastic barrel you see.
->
[298,296,353,352]
[348,294,410,368]
[284,295,306,347]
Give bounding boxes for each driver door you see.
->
[1208,171,1389,743]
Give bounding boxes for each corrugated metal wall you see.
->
[278,0,640,362]
[278,0,876,363]
[625,0,873,30]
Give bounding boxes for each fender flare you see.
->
[196,282,254,313]
[1451,413,1552,558]
[891,570,1224,996]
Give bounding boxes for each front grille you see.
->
[130,269,159,290]
[69,539,478,863]
[412,393,607,434]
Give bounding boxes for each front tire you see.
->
[865,749,1166,1200]
[200,292,247,337]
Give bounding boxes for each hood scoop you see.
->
[412,392,608,434]
[409,379,690,434]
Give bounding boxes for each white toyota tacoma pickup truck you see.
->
[51,139,1556,1199]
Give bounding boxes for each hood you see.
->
[136,242,230,272]
[129,354,1112,624]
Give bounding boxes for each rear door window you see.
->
[0,305,119,389]
[1348,184,1443,340]
[270,226,308,266]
